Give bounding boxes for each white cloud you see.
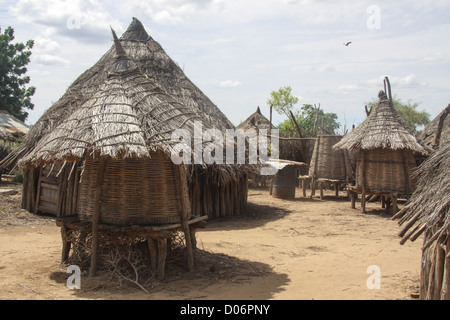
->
[32,54,70,66]
[8,0,123,43]
[364,74,429,88]
[217,80,242,88]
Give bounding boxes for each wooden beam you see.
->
[90,158,106,277]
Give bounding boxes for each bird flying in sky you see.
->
[343,41,352,46]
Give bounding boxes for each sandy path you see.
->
[0,186,421,300]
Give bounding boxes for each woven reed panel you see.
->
[309,135,352,180]
[78,151,191,225]
[356,148,416,194]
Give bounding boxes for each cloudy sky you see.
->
[1,0,449,131]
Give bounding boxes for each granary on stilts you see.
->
[18,29,211,279]
[0,18,253,220]
[334,79,429,213]
[237,107,276,188]
[306,135,353,199]
[393,141,450,299]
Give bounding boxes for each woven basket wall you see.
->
[309,135,352,180]
[356,148,416,194]
[78,151,191,225]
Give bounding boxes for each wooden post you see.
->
[319,181,324,200]
[90,158,106,277]
[157,238,167,280]
[335,182,339,197]
[147,238,157,272]
[391,192,398,214]
[401,150,411,199]
[350,190,356,209]
[177,166,194,272]
[302,178,307,197]
[214,184,220,218]
[220,183,226,217]
[360,151,367,213]
[61,225,71,262]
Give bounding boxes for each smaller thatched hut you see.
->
[237,107,275,133]
[307,135,353,199]
[393,141,450,299]
[334,87,429,213]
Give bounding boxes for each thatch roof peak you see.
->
[237,107,275,132]
[123,17,150,42]
[111,27,127,59]
[110,27,138,74]
[334,88,429,155]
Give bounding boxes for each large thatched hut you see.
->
[0,18,252,220]
[334,88,429,213]
[393,141,450,299]
[19,30,212,279]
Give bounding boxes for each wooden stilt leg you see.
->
[320,182,324,200]
[157,238,167,280]
[182,221,195,272]
[147,238,157,272]
[335,182,339,197]
[350,190,356,209]
[302,179,306,198]
[61,225,71,262]
[361,190,366,213]
[391,193,398,214]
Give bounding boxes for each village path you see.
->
[0,186,421,300]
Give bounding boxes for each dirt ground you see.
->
[0,182,422,300]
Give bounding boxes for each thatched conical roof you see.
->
[395,141,450,246]
[334,90,429,155]
[237,107,275,132]
[20,30,208,167]
[420,104,450,150]
[0,17,235,171]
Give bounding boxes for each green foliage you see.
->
[0,26,35,122]
[267,86,299,119]
[278,104,340,138]
[367,96,430,134]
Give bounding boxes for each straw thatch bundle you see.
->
[334,90,429,196]
[393,141,450,299]
[420,104,450,150]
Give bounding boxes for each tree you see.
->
[367,96,430,134]
[267,86,299,119]
[0,26,35,122]
[278,104,340,138]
